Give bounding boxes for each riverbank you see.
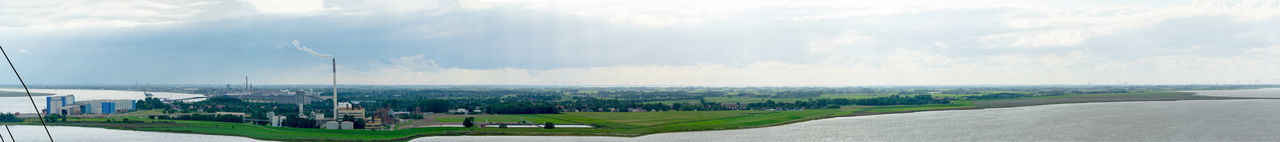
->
[0,90,54,97]
[836,91,1263,118]
[3,90,1273,141]
[415,99,1280,142]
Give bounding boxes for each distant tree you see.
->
[0,113,21,122]
[215,115,244,123]
[135,97,170,110]
[417,99,454,113]
[249,111,267,120]
[543,122,554,129]
[342,115,355,122]
[397,113,424,119]
[462,117,475,128]
[284,115,316,128]
[44,114,63,122]
[206,97,243,103]
[354,119,366,129]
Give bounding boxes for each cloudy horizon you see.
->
[2,0,1279,86]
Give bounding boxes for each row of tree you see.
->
[361,94,952,115]
[168,114,244,123]
[0,113,20,122]
[135,97,169,110]
[747,95,950,109]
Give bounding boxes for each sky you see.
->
[0,0,1279,86]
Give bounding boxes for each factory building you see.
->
[335,102,364,119]
[45,95,136,115]
[46,95,76,115]
[228,90,321,104]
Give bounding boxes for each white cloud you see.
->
[7,0,1280,85]
[782,0,1018,22]
[18,49,31,54]
[809,32,873,65]
[983,29,1100,48]
[1248,45,1280,54]
[261,50,1280,86]
[983,0,1280,48]
[0,0,216,31]
[506,0,775,26]
[326,0,458,16]
[388,54,441,72]
[933,42,951,48]
[243,0,325,14]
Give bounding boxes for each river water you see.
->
[0,125,260,142]
[2,89,1277,141]
[414,89,1280,142]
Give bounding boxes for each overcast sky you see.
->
[1,0,1279,86]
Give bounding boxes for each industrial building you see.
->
[45,95,137,115]
[335,102,364,119]
[228,90,322,104]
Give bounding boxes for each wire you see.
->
[0,45,54,142]
[1,125,6,142]
[4,125,12,142]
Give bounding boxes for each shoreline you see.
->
[444,91,1277,139]
[7,90,1278,141]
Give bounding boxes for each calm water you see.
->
[1,125,263,142]
[415,89,1280,142]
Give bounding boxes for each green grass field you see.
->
[645,97,811,104]
[463,109,848,135]
[648,93,974,104]
[818,93,886,99]
[435,114,573,123]
[538,111,773,128]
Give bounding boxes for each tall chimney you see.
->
[332,57,338,120]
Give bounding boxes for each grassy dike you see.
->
[1,91,1261,142]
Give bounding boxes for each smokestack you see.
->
[332,57,337,120]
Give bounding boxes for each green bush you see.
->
[44,114,64,122]
[462,117,475,128]
[0,113,21,122]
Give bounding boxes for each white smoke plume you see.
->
[281,40,333,58]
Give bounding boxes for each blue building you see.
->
[45,95,75,115]
[45,95,136,115]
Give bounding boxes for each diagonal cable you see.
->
[0,45,54,142]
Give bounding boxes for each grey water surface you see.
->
[415,89,1280,142]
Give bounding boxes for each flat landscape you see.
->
[8,88,1267,142]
